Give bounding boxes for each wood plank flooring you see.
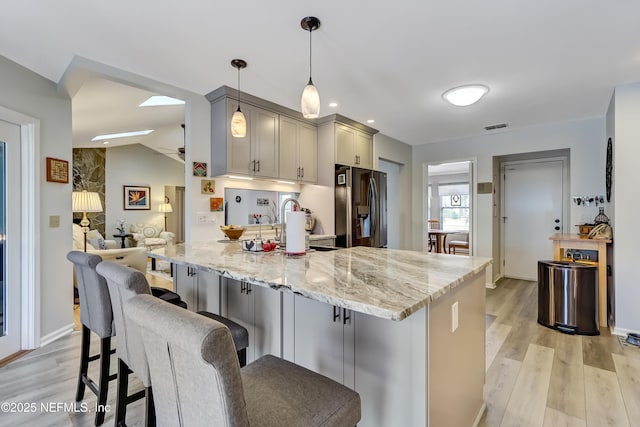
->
[1,277,639,426]
[480,278,638,427]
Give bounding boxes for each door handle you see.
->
[333,306,341,323]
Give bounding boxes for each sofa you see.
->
[129,223,175,250]
[72,224,147,272]
[73,223,117,251]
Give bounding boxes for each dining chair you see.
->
[449,232,470,255]
[427,219,439,252]
[126,293,362,427]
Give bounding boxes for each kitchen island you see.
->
[151,242,491,427]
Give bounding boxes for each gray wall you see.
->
[412,118,605,283]
[0,54,73,340]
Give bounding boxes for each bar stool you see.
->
[126,294,361,427]
[96,261,249,427]
[66,251,117,426]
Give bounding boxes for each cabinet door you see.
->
[279,116,299,181]
[252,107,279,178]
[227,100,253,174]
[293,295,345,384]
[335,124,356,167]
[356,131,373,169]
[173,264,197,311]
[252,285,282,359]
[196,270,221,314]
[298,122,317,183]
[224,278,255,361]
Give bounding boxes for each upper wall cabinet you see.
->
[279,116,318,183]
[335,123,373,169]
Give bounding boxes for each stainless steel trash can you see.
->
[538,260,599,335]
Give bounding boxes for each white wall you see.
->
[609,83,640,334]
[105,144,184,238]
[0,55,73,340]
[412,118,606,283]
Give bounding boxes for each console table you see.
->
[549,233,612,327]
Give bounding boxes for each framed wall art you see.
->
[201,179,215,194]
[46,157,69,183]
[210,197,224,212]
[193,162,207,177]
[123,185,151,210]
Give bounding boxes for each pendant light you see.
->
[300,16,321,119]
[231,59,247,138]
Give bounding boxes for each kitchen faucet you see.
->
[280,197,301,247]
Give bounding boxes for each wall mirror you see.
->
[224,188,299,226]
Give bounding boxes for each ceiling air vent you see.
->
[484,123,508,131]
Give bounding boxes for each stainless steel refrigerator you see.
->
[335,165,387,248]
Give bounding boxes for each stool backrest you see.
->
[67,251,113,338]
[96,261,152,386]
[127,294,248,426]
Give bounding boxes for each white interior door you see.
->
[502,159,565,281]
[0,119,21,360]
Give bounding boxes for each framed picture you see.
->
[46,157,69,183]
[193,162,207,177]
[210,197,224,212]
[201,179,215,194]
[123,185,151,210]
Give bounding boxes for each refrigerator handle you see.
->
[346,170,352,248]
[369,177,377,234]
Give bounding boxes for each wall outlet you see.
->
[451,301,459,332]
[196,212,208,224]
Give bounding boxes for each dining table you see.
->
[428,229,461,253]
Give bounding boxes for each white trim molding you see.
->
[39,324,74,347]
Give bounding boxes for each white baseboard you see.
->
[485,282,496,289]
[612,326,640,337]
[39,323,74,347]
[473,402,487,427]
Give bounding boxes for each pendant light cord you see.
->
[308,27,313,83]
[237,66,241,108]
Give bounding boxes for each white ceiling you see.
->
[2,1,640,146]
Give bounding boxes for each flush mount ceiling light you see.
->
[139,95,185,107]
[92,129,154,141]
[442,84,489,107]
[300,16,321,119]
[231,59,248,138]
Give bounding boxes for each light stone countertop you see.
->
[150,242,491,321]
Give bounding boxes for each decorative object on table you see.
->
[606,137,612,203]
[253,213,263,239]
[158,196,173,231]
[201,179,215,194]
[115,219,127,235]
[242,239,263,252]
[192,161,207,177]
[46,157,69,183]
[230,59,248,138]
[577,224,595,237]
[593,207,610,225]
[220,225,245,240]
[587,223,612,240]
[300,16,321,119]
[123,185,150,210]
[72,190,103,252]
[285,211,306,255]
[209,197,224,212]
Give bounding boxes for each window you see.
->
[439,183,469,231]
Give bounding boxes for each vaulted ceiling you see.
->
[2,1,639,146]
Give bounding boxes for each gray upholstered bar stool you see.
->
[126,294,362,427]
[66,251,117,426]
[96,261,249,427]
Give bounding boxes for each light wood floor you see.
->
[2,277,639,426]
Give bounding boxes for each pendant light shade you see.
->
[300,17,321,119]
[231,59,247,138]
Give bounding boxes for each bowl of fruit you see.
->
[220,225,246,240]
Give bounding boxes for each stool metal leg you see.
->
[145,386,156,427]
[116,358,129,427]
[76,325,91,401]
[95,336,112,426]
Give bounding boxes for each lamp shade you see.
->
[231,108,247,138]
[72,191,103,212]
[158,203,173,213]
[301,81,320,119]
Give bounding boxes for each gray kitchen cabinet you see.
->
[279,116,317,183]
[335,123,373,169]
[293,294,355,388]
[173,265,221,313]
[209,95,279,178]
[222,278,282,364]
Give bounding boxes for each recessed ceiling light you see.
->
[139,96,185,107]
[442,84,489,107]
[329,102,338,108]
[367,119,375,124]
[92,130,154,141]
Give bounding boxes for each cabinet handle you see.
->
[240,280,246,294]
[333,306,341,323]
[256,160,260,172]
[246,283,252,294]
[301,167,304,178]
[343,308,351,325]
[297,167,300,178]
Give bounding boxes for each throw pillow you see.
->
[87,230,108,250]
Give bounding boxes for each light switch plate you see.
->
[49,215,60,228]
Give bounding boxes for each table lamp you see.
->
[158,196,173,231]
[72,190,103,252]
